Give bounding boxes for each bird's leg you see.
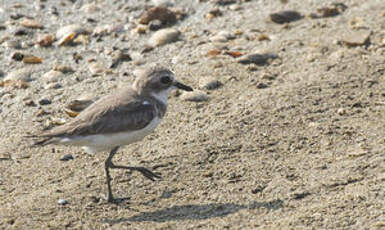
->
[109,164,161,181]
[105,146,120,203]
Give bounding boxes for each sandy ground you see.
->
[0,0,384,229]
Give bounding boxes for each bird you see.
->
[30,66,193,203]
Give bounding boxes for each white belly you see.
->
[61,117,161,154]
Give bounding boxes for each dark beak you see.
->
[174,81,193,91]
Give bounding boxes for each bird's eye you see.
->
[160,76,172,84]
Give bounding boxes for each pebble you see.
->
[5,67,34,81]
[229,4,242,11]
[42,70,64,83]
[337,108,346,115]
[0,79,29,89]
[269,10,303,24]
[56,24,87,39]
[80,3,100,13]
[210,31,234,43]
[57,199,68,205]
[19,18,43,29]
[44,83,62,89]
[10,13,25,20]
[60,154,74,161]
[110,50,132,68]
[131,52,145,65]
[35,34,54,47]
[212,0,236,5]
[13,28,29,36]
[210,35,228,43]
[256,82,268,89]
[199,76,222,90]
[312,3,348,18]
[148,28,180,47]
[342,30,371,47]
[56,24,89,46]
[53,65,74,74]
[11,52,24,61]
[237,53,278,65]
[39,98,51,105]
[181,90,209,102]
[22,55,43,64]
[93,24,123,36]
[4,40,22,49]
[139,7,177,25]
[88,62,106,75]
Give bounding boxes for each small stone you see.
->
[57,199,68,205]
[56,24,87,39]
[24,99,36,106]
[5,67,34,81]
[72,34,89,45]
[337,108,346,115]
[4,40,22,49]
[237,53,278,65]
[39,98,51,105]
[0,79,29,89]
[44,83,62,89]
[80,3,100,13]
[10,13,25,20]
[42,70,64,83]
[269,10,303,24]
[210,35,228,43]
[88,62,106,75]
[53,65,74,74]
[131,52,145,65]
[92,23,123,36]
[291,190,311,200]
[312,3,348,18]
[212,0,236,5]
[60,154,73,161]
[51,117,66,125]
[181,90,209,102]
[139,7,177,25]
[35,34,54,47]
[110,50,132,68]
[11,52,24,61]
[199,76,222,90]
[22,55,43,64]
[229,4,242,11]
[206,8,222,19]
[342,30,371,47]
[13,28,29,36]
[20,18,43,29]
[148,28,180,47]
[256,82,268,89]
[210,30,234,43]
[56,24,89,46]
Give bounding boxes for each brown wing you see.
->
[41,88,156,137]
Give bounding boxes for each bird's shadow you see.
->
[105,199,283,224]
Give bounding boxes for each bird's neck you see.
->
[150,89,170,106]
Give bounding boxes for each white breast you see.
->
[62,117,161,154]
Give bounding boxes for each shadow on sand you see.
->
[105,199,283,224]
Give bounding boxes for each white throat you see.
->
[151,89,171,105]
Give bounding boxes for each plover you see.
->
[30,66,193,203]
